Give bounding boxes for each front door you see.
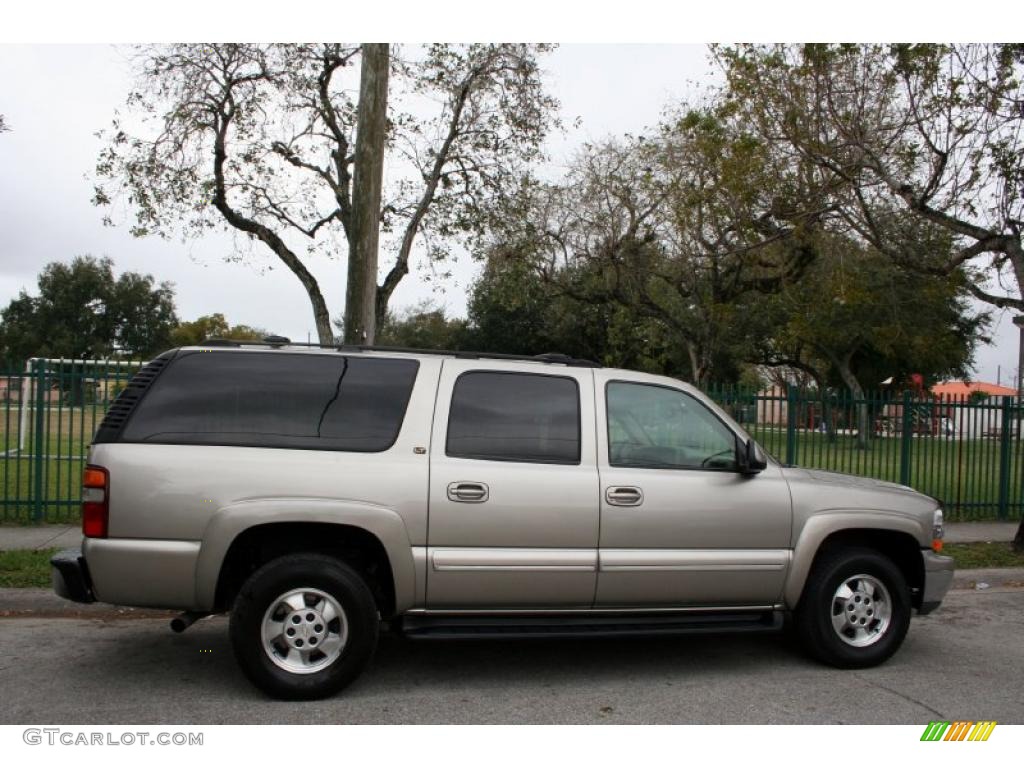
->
[594,373,793,607]
[426,361,600,608]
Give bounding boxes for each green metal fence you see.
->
[709,384,1024,521]
[0,359,1021,523]
[1,358,144,523]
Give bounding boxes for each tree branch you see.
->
[210,96,334,343]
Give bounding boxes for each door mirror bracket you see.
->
[736,436,767,475]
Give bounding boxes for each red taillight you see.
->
[82,465,109,538]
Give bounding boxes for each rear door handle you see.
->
[447,482,489,503]
[605,486,644,506]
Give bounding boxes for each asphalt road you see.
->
[1,587,1022,725]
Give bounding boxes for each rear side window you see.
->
[446,371,580,464]
[120,352,418,452]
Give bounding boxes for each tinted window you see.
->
[121,352,418,452]
[446,372,580,464]
[607,382,738,470]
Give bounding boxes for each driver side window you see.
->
[606,382,738,470]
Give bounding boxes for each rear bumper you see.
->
[50,549,96,604]
[918,549,955,615]
[82,537,201,609]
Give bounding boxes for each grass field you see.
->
[0,457,86,523]
[0,547,57,587]
[1,405,106,456]
[747,427,1024,520]
[943,542,1024,569]
[2,403,1023,523]
[2,434,1021,523]
[1,405,103,523]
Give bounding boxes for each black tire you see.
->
[794,547,911,669]
[229,553,379,700]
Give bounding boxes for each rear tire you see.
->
[794,547,911,669]
[229,554,379,700]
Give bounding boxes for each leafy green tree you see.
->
[753,236,989,447]
[466,251,611,362]
[0,256,177,362]
[374,301,471,350]
[466,248,697,374]
[170,314,267,346]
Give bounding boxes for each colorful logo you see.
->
[920,721,996,741]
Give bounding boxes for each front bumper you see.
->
[51,548,95,604]
[918,549,955,615]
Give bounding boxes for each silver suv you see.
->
[51,341,954,700]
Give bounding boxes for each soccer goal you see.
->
[2,357,146,458]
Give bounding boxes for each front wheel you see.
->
[229,554,379,700]
[794,547,911,669]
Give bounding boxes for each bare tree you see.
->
[0,114,10,132]
[94,44,558,344]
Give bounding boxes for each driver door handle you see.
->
[605,486,644,507]
[447,481,489,503]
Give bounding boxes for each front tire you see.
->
[794,547,911,669]
[229,554,379,700]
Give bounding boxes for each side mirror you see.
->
[736,436,767,475]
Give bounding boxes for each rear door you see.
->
[426,361,599,608]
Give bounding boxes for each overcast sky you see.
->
[0,44,1019,384]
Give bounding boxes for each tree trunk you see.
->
[1014,310,1024,551]
[344,43,389,346]
[836,356,870,450]
[807,372,836,442]
[685,342,701,385]
[685,341,713,388]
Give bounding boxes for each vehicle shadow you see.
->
[4,614,951,724]
[53,616,803,698]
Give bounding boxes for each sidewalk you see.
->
[0,521,1019,551]
[0,525,83,551]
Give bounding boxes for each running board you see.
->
[400,610,783,640]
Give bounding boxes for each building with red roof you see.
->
[930,380,1018,398]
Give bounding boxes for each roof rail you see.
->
[199,337,242,347]
[195,338,602,368]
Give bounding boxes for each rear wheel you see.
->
[229,554,379,700]
[794,547,911,669]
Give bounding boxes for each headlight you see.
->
[932,509,944,552]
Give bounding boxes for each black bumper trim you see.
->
[51,548,95,604]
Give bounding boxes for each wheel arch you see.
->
[196,499,416,617]
[785,514,925,610]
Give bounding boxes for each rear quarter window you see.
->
[119,352,418,452]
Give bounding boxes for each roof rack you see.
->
[195,337,602,368]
